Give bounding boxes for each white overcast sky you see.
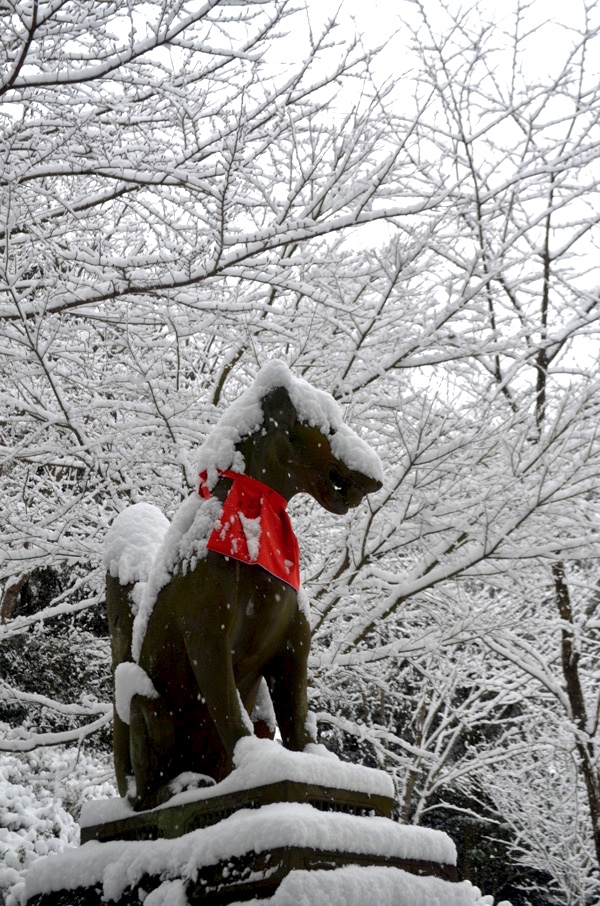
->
[305,0,592,86]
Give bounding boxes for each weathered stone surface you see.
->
[185,845,458,903]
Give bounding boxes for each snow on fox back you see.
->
[103,503,169,588]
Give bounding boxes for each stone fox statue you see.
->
[104,362,383,810]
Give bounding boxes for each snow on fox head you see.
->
[197,360,384,510]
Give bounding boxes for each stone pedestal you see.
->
[80,779,394,844]
[24,787,466,906]
[24,746,473,905]
[183,840,458,904]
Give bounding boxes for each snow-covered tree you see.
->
[0,0,414,744]
[2,0,600,903]
[300,3,600,900]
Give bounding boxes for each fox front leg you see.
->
[266,607,315,752]
[177,568,253,775]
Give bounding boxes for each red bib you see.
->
[198,470,300,591]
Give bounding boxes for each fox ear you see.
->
[261,385,297,432]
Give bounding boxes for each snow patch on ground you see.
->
[0,739,115,906]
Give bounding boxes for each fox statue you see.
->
[104,362,383,810]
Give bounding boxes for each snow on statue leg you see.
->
[104,505,169,798]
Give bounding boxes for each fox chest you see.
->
[229,569,299,670]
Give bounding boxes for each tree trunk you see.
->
[552,562,600,866]
[0,575,28,623]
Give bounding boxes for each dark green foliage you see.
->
[425,793,557,906]
[0,565,111,751]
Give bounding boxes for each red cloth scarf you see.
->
[198,470,300,591]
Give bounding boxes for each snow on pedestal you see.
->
[23,801,484,906]
[22,803,490,906]
[79,737,395,828]
[139,872,492,906]
[21,739,494,906]
[27,803,458,898]
[230,866,489,906]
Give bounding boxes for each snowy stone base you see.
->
[21,740,490,905]
[26,867,483,906]
[80,778,394,845]
[79,737,396,844]
[23,802,471,906]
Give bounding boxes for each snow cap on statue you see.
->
[196,360,384,491]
